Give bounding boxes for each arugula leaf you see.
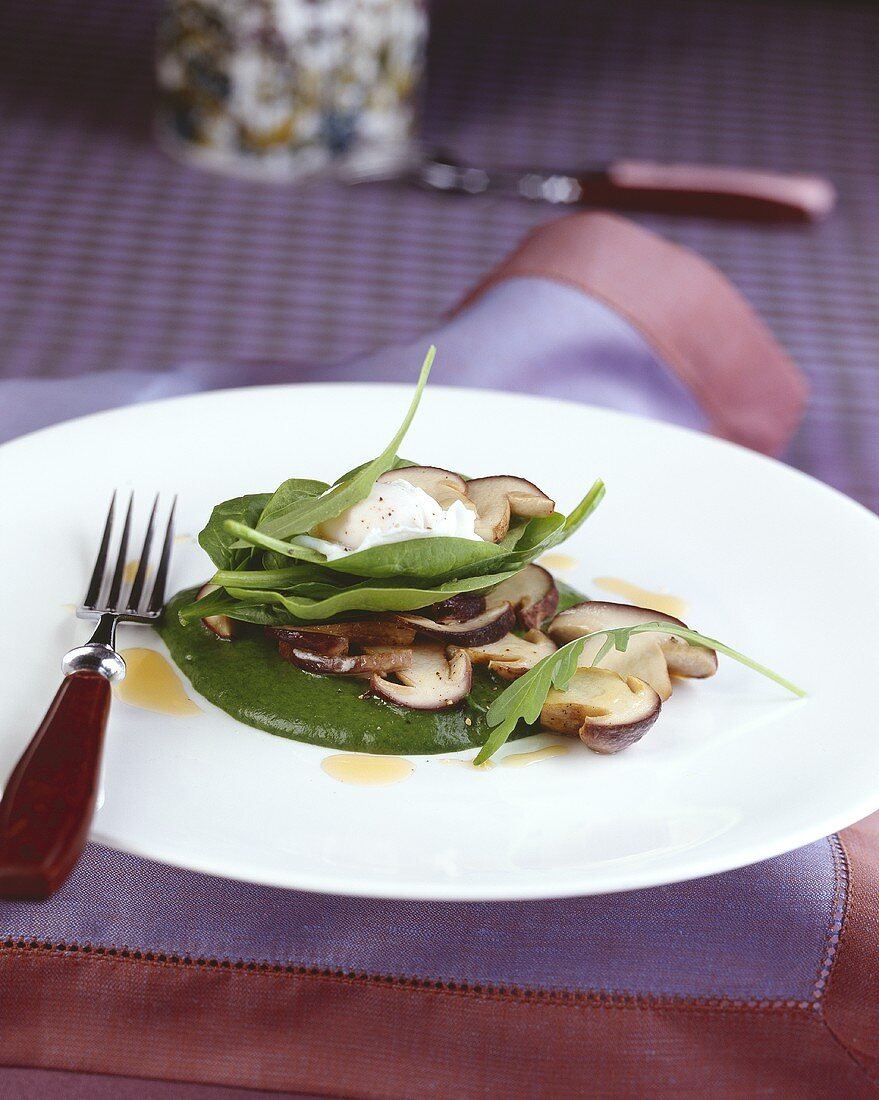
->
[198,493,271,570]
[254,346,435,540]
[473,621,806,765]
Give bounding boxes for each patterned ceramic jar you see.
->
[156,0,427,181]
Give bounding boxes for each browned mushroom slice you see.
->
[196,583,236,640]
[397,602,516,646]
[270,627,349,657]
[278,639,412,676]
[549,601,717,683]
[377,466,476,512]
[540,667,661,754]
[370,644,472,711]
[465,476,556,542]
[283,620,417,646]
[452,629,556,681]
[429,593,486,623]
[485,564,559,628]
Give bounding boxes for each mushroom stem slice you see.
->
[549,601,718,683]
[397,602,516,646]
[485,564,559,629]
[576,634,673,701]
[540,668,661,754]
[370,644,472,711]
[452,629,556,681]
[465,476,556,543]
[278,640,412,676]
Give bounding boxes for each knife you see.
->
[416,153,836,223]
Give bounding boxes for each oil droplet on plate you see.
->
[539,553,578,572]
[501,743,571,768]
[321,754,413,786]
[116,648,202,716]
[123,559,153,585]
[592,576,688,619]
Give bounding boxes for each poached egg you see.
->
[297,478,481,561]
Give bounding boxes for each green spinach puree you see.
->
[157,583,584,755]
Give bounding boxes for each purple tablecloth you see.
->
[1,0,878,511]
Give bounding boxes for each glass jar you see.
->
[156,0,427,181]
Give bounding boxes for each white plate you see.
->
[1,384,878,900]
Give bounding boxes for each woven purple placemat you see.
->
[0,0,877,511]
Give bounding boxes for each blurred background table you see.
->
[0,0,877,511]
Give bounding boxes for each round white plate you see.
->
[2,384,878,900]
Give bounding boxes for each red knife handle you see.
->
[0,671,111,900]
[581,161,836,222]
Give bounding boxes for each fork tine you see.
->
[147,495,177,614]
[82,491,117,610]
[127,493,159,614]
[106,492,134,612]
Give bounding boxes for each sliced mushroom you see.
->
[465,476,556,542]
[285,619,417,646]
[370,643,472,710]
[397,602,516,646]
[270,627,349,657]
[452,629,556,681]
[278,639,412,676]
[550,601,718,683]
[540,667,661,754]
[485,564,559,628]
[377,466,476,512]
[429,593,486,623]
[196,582,237,640]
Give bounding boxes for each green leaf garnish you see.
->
[252,346,435,541]
[473,622,806,765]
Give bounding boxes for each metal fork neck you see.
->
[62,614,126,682]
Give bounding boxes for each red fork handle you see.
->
[0,671,111,900]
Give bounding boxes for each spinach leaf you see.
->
[257,478,329,529]
[255,346,435,540]
[297,536,507,579]
[198,493,271,570]
[223,568,519,621]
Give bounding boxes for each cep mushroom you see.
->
[549,602,717,699]
[429,593,486,623]
[485,564,559,628]
[280,619,417,646]
[377,465,476,512]
[278,638,413,677]
[396,602,516,646]
[369,643,472,711]
[464,476,555,542]
[452,629,556,681]
[540,667,661,754]
[196,582,237,640]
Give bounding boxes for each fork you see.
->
[0,492,176,901]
